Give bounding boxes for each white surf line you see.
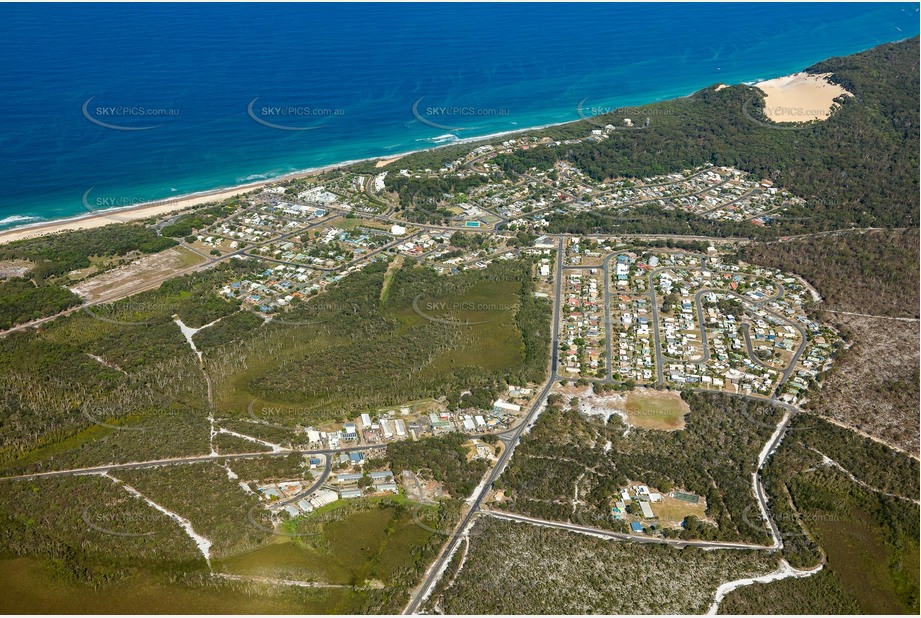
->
[217,427,285,453]
[822,309,919,322]
[100,472,213,570]
[707,559,823,615]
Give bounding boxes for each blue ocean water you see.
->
[0,2,917,230]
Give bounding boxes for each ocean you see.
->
[0,2,917,230]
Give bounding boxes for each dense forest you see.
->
[434,516,778,614]
[386,433,487,499]
[0,260,261,475]
[383,174,492,224]
[0,223,177,330]
[205,257,550,423]
[740,227,920,452]
[0,276,81,330]
[383,37,919,235]
[0,224,175,278]
[494,390,782,544]
[739,228,920,319]
[756,413,919,613]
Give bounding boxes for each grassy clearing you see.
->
[214,497,445,612]
[393,277,524,372]
[625,389,689,430]
[654,494,709,527]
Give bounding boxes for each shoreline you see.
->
[0,62,861,246]
[0,121,575,245]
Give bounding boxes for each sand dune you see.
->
[755,72,852,123]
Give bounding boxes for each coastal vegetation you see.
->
[432,516,778,614]
[397,38,920,235]
[740,227,920,452]
[493,390,781,544]
[205,257,551,424]
[386,433,487,499]
[752,413,919,613]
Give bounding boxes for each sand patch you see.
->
[375,154,405,168]
[0,260,33,279]
[755,72,852,123]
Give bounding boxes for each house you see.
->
[341,423,357,440]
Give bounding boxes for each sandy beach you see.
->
[0,120,569,246]
[0,158,380,245]
[754,72,852,123]
[0,70,853,247]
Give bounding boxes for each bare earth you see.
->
[70,246,207,304]
[755,72,852,122]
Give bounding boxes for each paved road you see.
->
[647,262,803,389]
[276,456,333,507]
[402,236,565,615]
[602,253,616,381]
[480,510,776,551]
